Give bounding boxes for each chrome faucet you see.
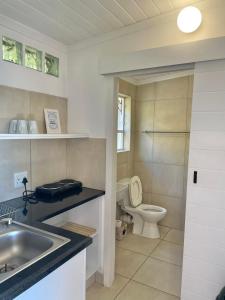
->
[0,218,13,226]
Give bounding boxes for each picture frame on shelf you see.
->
[44,108,61,134]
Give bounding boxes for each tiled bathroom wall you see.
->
[0,86,106,202]
[117,79,136,180]
[134,76,193,230]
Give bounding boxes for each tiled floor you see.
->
[87,227,184,300]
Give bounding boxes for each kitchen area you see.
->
[0,18,106,300]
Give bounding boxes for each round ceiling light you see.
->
[177,6,202,33]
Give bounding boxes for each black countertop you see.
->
[0,187,105,300]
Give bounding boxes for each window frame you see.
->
[117,94,131,152]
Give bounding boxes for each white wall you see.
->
[181,60,225,300]
[0,15,68,98]
[67,0,225,137]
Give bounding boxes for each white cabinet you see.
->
[44,196,104,281]
[15,249,86,300]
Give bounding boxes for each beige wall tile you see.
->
[186,97,193,131]
[153,134,186,165]
[117,151,128,165]
[67,138,106,190]
[134,132,153,162]
[188,75,194,98]
[0,140,31,202]
[30,92,67,134]
[154,99,187,131]
[156,76,189,100]
[117,162,128,181]
[119,79,136,98]
[0,86,68,134]
[151,164,184,198]
[135,101,154,132]
[144,193,186,229]
[134,162,152,193]
[0,86,30,133]
[137,83,156,101]
[159,194,186,229]
[31,140,67,188]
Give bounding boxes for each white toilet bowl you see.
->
[136,204,167,238]
[117,176,167,239]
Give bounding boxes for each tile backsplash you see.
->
[0,86,106,202]
[0,85,67,134]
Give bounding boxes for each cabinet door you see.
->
[16,250,86,300]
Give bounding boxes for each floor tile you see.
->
[86,275,129,300]
[116,280,180,300]
[115,247,147,278]
[133,257,182,297]
[159,225,171,239]
[151,240,183,266]
[164,229,184,245]
[117,233,160,255]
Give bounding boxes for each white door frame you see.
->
[102,36,225,287]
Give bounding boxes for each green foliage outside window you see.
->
[2,36,59,77]
[2,36,22,65]
[44,53,59,77]
[25,46,42,71]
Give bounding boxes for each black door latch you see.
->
[193,171,198,184]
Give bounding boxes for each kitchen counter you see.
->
[0,187,105,300]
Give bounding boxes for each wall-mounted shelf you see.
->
[142,130,190,134]
[0,133,89,140]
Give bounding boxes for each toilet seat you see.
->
[129,176,142,207]
[138,204,165,213]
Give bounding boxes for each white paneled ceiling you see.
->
[0,0,205,45]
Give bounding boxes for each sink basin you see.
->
[0,221,70,283]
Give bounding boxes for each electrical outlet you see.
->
[14,171,28,189]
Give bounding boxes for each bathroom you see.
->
[115,71,193,299]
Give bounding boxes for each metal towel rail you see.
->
[142,130,190,134]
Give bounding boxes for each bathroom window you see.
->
[2,36,22,65]
[25,45,42,71]
[117,95,131,152]
[44,53,59,77]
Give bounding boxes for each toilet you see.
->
[117,176,167,239]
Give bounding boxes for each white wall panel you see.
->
[182,60,225,299]
[193,71,225,92]
[189,149,225,170]
[191,112,225,131]
[190,131,225,150]
[192,91,225,112]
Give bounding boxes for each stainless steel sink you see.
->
[0,221,70,283]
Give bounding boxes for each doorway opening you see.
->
[114,67,194,298]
